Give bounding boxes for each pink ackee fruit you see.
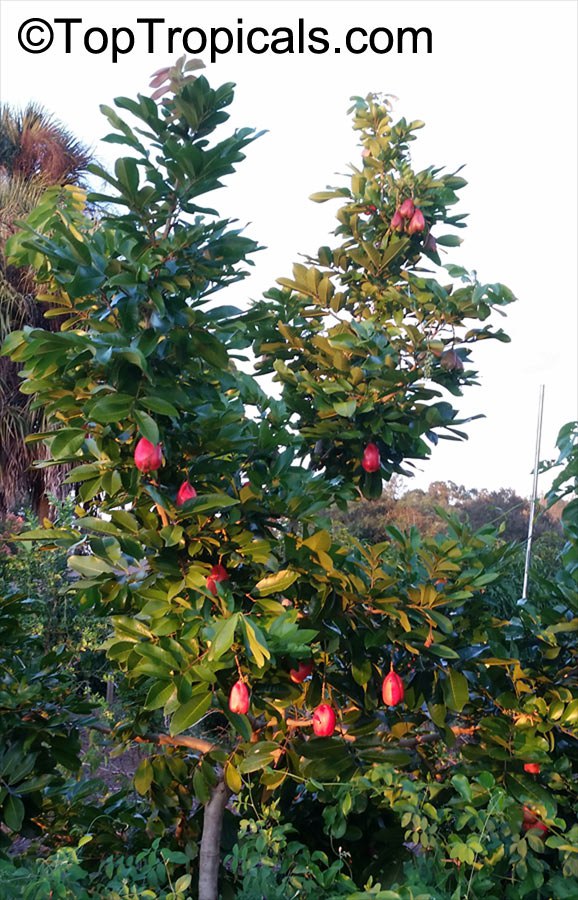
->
[390,209,404,231]
[176,481,197,506]
[289,660,314,683]
[134,438,163,473]
[399,198,415,219]
[407,208,425,235]
[207,564,229,596]
[362,442,381,473]
[228,680,250,714]
[312,703,336,737]
[382,667,404,706]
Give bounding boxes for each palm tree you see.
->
[0,104,91,517]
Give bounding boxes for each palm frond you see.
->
[0,102,91,184]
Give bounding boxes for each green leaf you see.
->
[68,555,116,577]
[16,528,78,542]
[333,400,356,418]
[3,795,24,832]
[134,409,160,444]
[224,764,243,793]
[443,668,469,712]
[175,875,192,893]
[561,698,578,725]
[141,396,179,417]
[526,831,545,852]
[427,644,460,660]
[238,742,281,774]
[133,642,179,670]
[77,516,122,536]
[134,759,154,795]
[352,657,372,687]
[50,428,86,458]
[428,703,447,728]
[115,156,140,195]
[182,494,239,515]
[451,774,472,802]
[223,708,253,740]
[110,509,140,533]
[208,614,239,661]
[170,691,213,736]
[160,525,184,547]
[505,774,557,819]
[435,234,463,247]
[0,331,26,357]
[144,681,175,711]
[309,190,345,202]
[88,393,134,423]
[255,569,298,597]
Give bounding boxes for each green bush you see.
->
[0,839,194,900]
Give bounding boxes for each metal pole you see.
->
[521,385,545,601]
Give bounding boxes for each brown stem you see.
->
[85,720,221,755]
[198,777,230,900]
[155,502,170,528]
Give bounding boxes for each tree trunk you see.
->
[198,777,229,900]
[105,676,115,705]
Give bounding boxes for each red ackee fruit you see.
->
[399,198,415,219]
[289,660,314,683]
[382,667,405,706]
[407,208,425,235]
[176,481,197,506]
[365,204,377,214]
[523,763,541,775]
[228,680,250,715]
[521,806,548,835]
[312,703,336,737]
[362,442,381,473]
[390,209,404,231]
[207,564,228,596]
[134,438,163,473]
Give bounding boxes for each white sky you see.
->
[1,0,576,498]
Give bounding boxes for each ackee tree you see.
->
[3,60,577,899]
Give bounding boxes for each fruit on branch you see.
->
[440,349,464,373]
[382,666,404,706]
[207,563,229,596]
[521,806,548,835]
[134,437,163,472]
[176,480,197,506]
[523,762,541,775]
[289,660,314,683]
[407,208,425,235]
[228,680,250,714]
[390,209,404,231]
[362,442,381,473]
[399,198,415,219]
[365,204,377,214]
[312,703,336,737]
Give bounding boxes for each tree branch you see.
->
[86,719,222,756]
